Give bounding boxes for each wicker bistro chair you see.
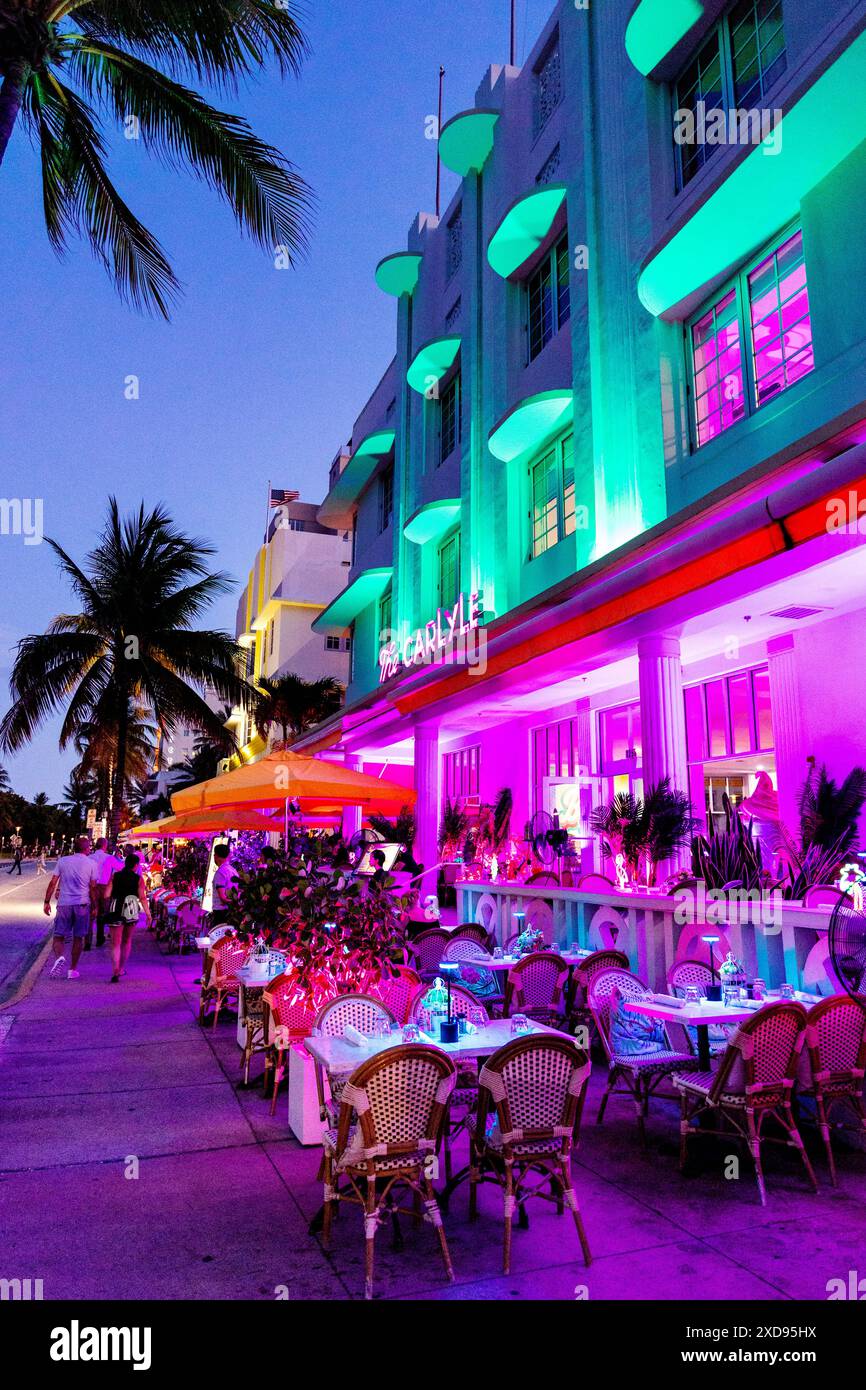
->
[798,995,866,1186]
[199,935,246,1026]
[441,937,504,1012]
[238,954,286,1087]
[311,995,396,1126]
[668,959,716,994]
[503,951,569,1026]
[674,1001,819,1205]
[262,974,320,1117]
[172,900,203,955]
[450,923,494,950]
[569,948,630,1038]
[409,927,452,981]
[469,1035,593,1275]
[588,967,698,1144]
[410,983,491,1179]
[320,1045,457,1300]
[367,966,422,1026]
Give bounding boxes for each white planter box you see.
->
[288,1044,326,1146]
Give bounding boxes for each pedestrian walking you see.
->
[35,849,48,876]
[89,837,123,949]
[7,840,23,875]
[103,851,151,983]
[42,836,101,979]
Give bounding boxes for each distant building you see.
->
[227,490,352,758]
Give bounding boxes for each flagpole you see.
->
[264,478,271,543]
[510,0,516,65]
[435,65,445,218]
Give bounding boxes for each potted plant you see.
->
[591,778,697,888]
[775,763,866,900]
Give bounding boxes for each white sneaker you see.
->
[49,956,66,978]
[67,969,81,980]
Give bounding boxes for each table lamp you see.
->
[438,962,460,1043]
[701,933,722,1000]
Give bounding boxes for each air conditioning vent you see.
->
[767,605,827,621]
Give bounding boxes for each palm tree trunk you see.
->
[0,65,24,167]
[110,697,129,843]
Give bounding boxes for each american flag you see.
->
[269,488,300,507]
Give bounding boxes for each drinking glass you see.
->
[685,985,701,1005]
[779,982,795,1000]
[402,1023,420,1043]
[510,1013,530,1035]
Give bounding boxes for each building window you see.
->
[533,34,561,139]
[598,701,643,801]
[536,143,561,186]
[348,623,355,682]
[688,226,812,447]
[674,0,786,190]
[446,204,463,280]
[530,432,575,559]
[438,531,460,607]
[377,463,394,533]
[684,665,774,762]
[325,635,341,651]
[439,373,460,465]
[526,232,570,363]
[342,636,352,652]
[443,745,480,801]
[268,620,275,656]
[378,586,392,645]
[445,296,462,332]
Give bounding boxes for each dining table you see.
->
[624,989,822,1069]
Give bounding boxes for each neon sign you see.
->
[379,591,484,683]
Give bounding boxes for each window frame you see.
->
[525,231,571,364]
[685,222,812,451]
[377,463,394,533]
[533,30,562,141]
[528,430,575,561]
[437,529,461,609]
[438,371,461,466]
[378,585,393,647]
[672,0,787,194]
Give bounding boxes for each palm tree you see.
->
[0,498,250,837]
[0,765,10,792]
[0,1,312,316]
[251,673,343,747]
[74,701,156,818]
[60,767,98,829]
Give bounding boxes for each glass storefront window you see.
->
[753,667,773,750]
[705,680,728,757]
[728,672,754,754]
[684,684,706,761]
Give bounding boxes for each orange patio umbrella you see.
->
[126,808,285,839]
[170,749,415,826]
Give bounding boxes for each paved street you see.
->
[0,866,52,1007]
[2,924,865,1300]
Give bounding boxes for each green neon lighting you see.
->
[625,0,703,77]
[488,390,574,463]
[312,567,393,633]
[375,252,422,297]
[403,498,462,546]
[639,31,866,317]
[406,336,461,395]
[487,185,566,279]
[318,429,395,527]
[438,109,499,176]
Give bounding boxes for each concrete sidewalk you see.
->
[2,926,866,1300]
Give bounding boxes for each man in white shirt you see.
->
[210,843,238,926]
[43,837,102,979]
[88,837,124,949]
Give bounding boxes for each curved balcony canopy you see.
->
[375,251,423,298]
[625,0,704,77]
[312,567,393,635]
[403,498,462,546]
[438,109,499,176]
[406,335,461,395]
[638,30,866,318]
[317,428,395,528]
[488,389,574,464]
[487,185,566,279]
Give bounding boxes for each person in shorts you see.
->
[43,836,101,979]
[88,837,123,949]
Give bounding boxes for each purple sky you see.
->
[0,0,551,802]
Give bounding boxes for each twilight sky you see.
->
[0,0,552,802]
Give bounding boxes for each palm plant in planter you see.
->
[591,778,697,887]
[439,798,468,857]
[691,795,766,891]
[226,830,411,1005]
[774,763,866,900]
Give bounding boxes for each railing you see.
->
[457,880,837,995]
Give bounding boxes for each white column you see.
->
[413,724,441,882]
[638,635,688,795]
[767,635,803,836]
[341,753,363,842]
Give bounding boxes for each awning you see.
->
[171,749,415,815]
[625,0,704,77]
[638,30,866,317]
[375,251,422,298]
[317,429,395,528]
[406,335,461,395]
[312,566,393,634]
[488,389,574,463]
[126,808,285,838]
[403,498,462,546]
[439,109,499,175]
[487,185,566,279]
